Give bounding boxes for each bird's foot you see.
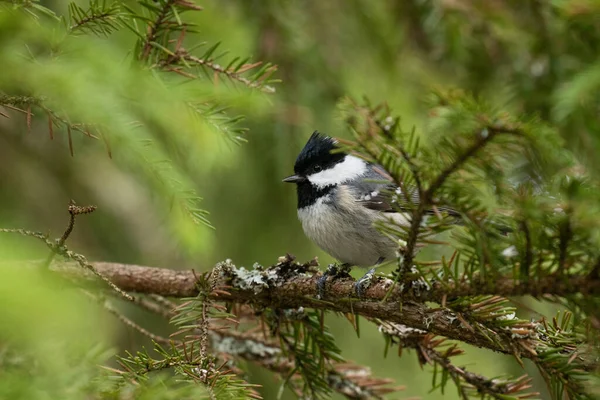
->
[354,268,376,298]
[316,263,351,299]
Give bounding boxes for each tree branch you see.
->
[47,258,599,369]
[140,0,178,61]
[381,323,536,399]
[179,54,276,93]
[52,260,600,304]
[210,330,402,399]
[401,125,522,274]
[118,273,401,398]
[424,126,499,201]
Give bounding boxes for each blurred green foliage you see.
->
[2,0,600,399]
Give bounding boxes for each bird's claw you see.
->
[354,268,376,298]
[316,263,351,299]
[316,274,329,299]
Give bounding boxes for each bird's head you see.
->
[283,131,367,189]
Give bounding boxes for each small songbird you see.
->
[283,131,459,295]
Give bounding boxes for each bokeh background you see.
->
[2,0,600,398]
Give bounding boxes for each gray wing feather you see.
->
[354,164,460,218]
[351,165,397,212]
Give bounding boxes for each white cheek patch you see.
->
[307,155,367,188]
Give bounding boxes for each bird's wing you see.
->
[351,164,412,212]
[354,164,460,218]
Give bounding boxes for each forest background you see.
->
[2,1,600,399]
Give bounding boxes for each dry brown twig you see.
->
[1,201,131,301]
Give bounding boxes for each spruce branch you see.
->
[379,322,539,399]
[58,257,596,397]
[342,97,529,278]
[210,330,402,400]
[89,291,172,345]
[423,125,522,202]
[116,342,261,399]
[68,0,124,36]
[129,293,175,319]
[1,0,57,19]
[152,30,278,93]
[1,93,214,227]
[0,94,100,153]
[0,94,42,107]
[139,0,179,61]
[1,202,131,301]
[48,259,599,372]
[121,278,401,399]
[405,331,537,399]
[267,307,345,398]
[55,260,600,312]
[400,124,523,275]
[533,312,597,399]
[131,5,279,94]
[181,54,277,94]
[395,137,423,195]
[115,283,262,399]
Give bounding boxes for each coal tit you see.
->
[283,131,459,294]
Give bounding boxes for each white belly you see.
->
[297,197,404,267]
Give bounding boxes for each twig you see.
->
[129,294,175,319]
[379,323,537,399]
[182,54,276,93]
[425,129,496,201]
[0,95,41,108]
[0,229,52,244]
[421,340,535,399]
[44,200,97,269]
[400,207,426,275]
[86,291,171,344]
[140,0,178,60]
[57,248,133,301]
[210,330,402,399]
[1,209,132,302]
[0,94,99,142]
[395,142,423,195]
[401,125,523,274]
[148,294,177,317]
[70,11,116,33]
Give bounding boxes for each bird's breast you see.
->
[296,192,396,266]
[297,195,340,242]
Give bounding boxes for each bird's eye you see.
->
[313,165,322,172]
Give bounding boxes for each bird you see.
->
[283,131,460,296]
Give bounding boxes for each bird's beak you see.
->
[282,174,306,183]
